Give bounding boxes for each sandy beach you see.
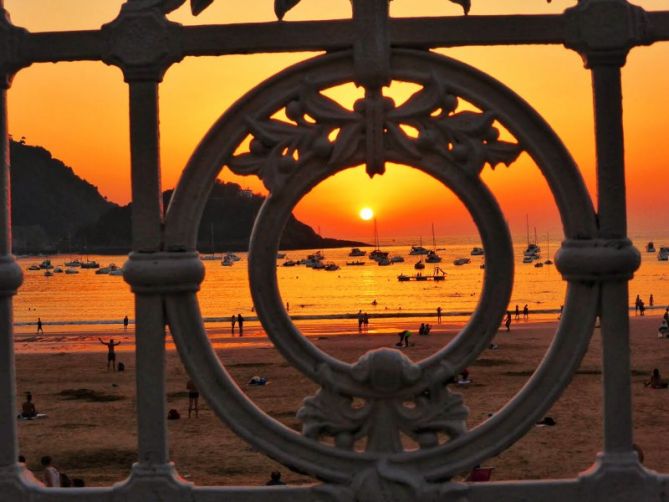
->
[13,314,669,487]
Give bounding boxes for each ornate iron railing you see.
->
[0,0,666,500]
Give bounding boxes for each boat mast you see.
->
[374,218,379,250]
[526,214,530,247]
[432,223,437,250]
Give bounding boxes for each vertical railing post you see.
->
[128,80,168,467]
[0,3,27,494]
[565,2,652,496]
[102,5,190,496]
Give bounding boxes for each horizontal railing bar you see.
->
[13,11,669,67]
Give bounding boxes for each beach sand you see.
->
[13,314,669,487]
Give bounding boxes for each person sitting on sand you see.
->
[424,323,431,335]
[266,471,285,486]
[187,380,199,418]
[21,392,37,418]
[41,456,60,487]
[99,338,121,371]
[419,323,426,336]
[645,368,668,389]
[658,319,669,338]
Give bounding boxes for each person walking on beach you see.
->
[649,294,654,307]
[515,305,520,320]
[187,380,199,418]
[664,306,669,323]
[357,310,364,333]
[436,306,442,324]
[237,314,244,336]
[363,312,369,332]
[123,315,129,330]
[505,311,511,332]
[635,294,641,315]
[36,318,43,334]
[523,304,529,320]
[231,314,236,334]
[639,300,645,316]
[99,338,121,371]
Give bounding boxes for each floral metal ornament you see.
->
[228,75,521,191]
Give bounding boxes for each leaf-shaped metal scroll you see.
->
[275,0,302,20]
[190,0,214,15]
[448,0,471,15]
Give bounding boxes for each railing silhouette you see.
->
[0,0,666,500]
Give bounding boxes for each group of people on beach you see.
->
[18,455,84,488]
[357,311,370,332]
[635,294,651,316]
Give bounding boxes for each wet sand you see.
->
[13,314,669,486]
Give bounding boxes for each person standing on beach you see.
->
[187,380,199,418]
[505,311,511,332]
[639,300,645,316]
[357,310,364,333]
[523,305,529,320]
[237,314,244,336]
[231,314,236,334]
[515,305,520,320]
[635,294,641,315]
[36,318,43,334]
[123,315,129,330]
[437,306,442,324]
[363,312,369,333]
[649,294,654,307]
[99,338,121,371]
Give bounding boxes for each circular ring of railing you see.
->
[164,49,599,481]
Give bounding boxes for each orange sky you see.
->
[6,0,669,240]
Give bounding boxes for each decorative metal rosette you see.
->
[163,49,599,493]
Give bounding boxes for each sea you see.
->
[13,236,669,344]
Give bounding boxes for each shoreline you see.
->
[13,311,667,354]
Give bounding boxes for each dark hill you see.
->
[9,140,366,253]
[76,181,367,253]
[10,140,116,253]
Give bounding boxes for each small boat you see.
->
[369,250,389,262]
[324,263,340,271]
[647,241,656,253]
[349,248,366,257]
[453,258,471,266]
[64,260,81,267]
[425,250,442,263]
[200,254,221,261]
[390,256,404,263]
[470,247,484,256]
[27,265,40,271]
[221,256,234,266]
[409,245,429,255]
[377,257,392,266]
[346,261,365,266]
[534,262,544,268]
[39,260,53,270]
[96,264,118,275]
[225,253,241,262]
[414,260,425,270]
[65,268,79,274]
[658,247,669,261]
[522,255,534,264]
[81,260,100,269]
[282,260,298,267]
[53,267,63,273]
[398,273,411,282]
[44,270,53,277]
[109,265,123,276]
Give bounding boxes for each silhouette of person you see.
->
[123,315,129,330]
[231,314,236,334]
[357,310,363,333]
[639,300,645,316]
[266,471,285,486]
[21,392,37,418]
[635,294,641,315]
[515,305,520,320]
[505,311,511,332]
[187,380,199,418]
[99,338,121,371]
[523,304,529,320]
[237,314,244,336]
[649,294,654,307]
[436,306,442,324]
[36,318,43,334]
[363,312,369,332]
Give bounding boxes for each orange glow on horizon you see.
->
[6,0,669,239]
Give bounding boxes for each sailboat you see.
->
[523,215,540,263]
[544,232,553,265]
[369,218,389,264]
[201,223,221,261]
[425,223,442,263]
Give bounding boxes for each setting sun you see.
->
[359,207,374,221]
